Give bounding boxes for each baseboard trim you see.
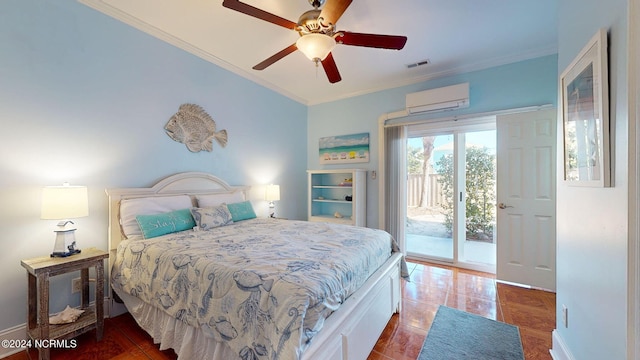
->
[0,298,109,359]
[550,329,575,360]
[0,323,27,359]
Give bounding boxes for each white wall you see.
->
[553,0,629,359]
[0,0,307,336]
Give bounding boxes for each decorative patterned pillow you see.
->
[135,208,196,239]
[190,205,234,230]
[226,201,257,221]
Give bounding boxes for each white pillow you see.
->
[120,195,193,239]
[196,192,244,208]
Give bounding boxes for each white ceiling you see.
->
[79,0,558,105]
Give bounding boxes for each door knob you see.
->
[498,203,513,209]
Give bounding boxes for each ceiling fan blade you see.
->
[222,0,297,30]
[321,52,342,83]
[252,44,298,70]
[319,0,352,26]
[336,32,407,50]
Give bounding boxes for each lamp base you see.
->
[51,228,81,258]
[51,249,81,258]
[268,201,276,218]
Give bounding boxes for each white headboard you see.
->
[104,172,249,316]
[105,171,249,252]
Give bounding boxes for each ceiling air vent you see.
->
[407,59,430,69]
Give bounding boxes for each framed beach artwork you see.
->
[319,133,370,164]
[560,28,610,187]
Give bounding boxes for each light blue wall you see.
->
[308,55,558,228]
[555,0,629,359]
[0,0,307,332]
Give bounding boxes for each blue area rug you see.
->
[418,306,524,360]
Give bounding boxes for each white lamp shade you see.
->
[265,184,281,202]
[41,184,89,220]
[296,33,336,62]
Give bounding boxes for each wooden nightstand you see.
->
[20,248,108,360]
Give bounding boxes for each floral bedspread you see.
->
[111,218,399,360]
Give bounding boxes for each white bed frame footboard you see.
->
[303,252,402,360]
[105,172,402,360]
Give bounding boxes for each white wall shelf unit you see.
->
[307,169,366,226]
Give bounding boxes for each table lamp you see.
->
[265,184,280,218]
[41,183,88,257]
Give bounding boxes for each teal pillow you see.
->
[226,201,257,221]
[136,208,196,239]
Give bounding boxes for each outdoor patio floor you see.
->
[406,233,496,266]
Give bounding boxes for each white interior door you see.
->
[496,109,556,290]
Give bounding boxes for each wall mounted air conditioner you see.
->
[405,83,469,114]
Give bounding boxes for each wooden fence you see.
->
[407,173,443,207]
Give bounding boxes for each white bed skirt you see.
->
[115,288,237,359]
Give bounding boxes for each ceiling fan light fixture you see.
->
[296,33,336,62]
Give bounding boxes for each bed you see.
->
[105,172,404,360]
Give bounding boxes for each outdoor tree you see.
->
[407,145,423,174]
[407,137,436,208]
[436,146,496,241]
[419,137,435,207]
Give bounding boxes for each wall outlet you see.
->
[562,304,568,328]
[72,278,82,294]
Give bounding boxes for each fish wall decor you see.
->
[165,103,228,152]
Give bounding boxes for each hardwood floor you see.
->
[7,260,555,360]
[368,260,555,360]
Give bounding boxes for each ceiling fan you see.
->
[222,0,408,83]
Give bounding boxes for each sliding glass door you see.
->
[405,122,497,271]
[406,134,455,260]
[460,129,497,266]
